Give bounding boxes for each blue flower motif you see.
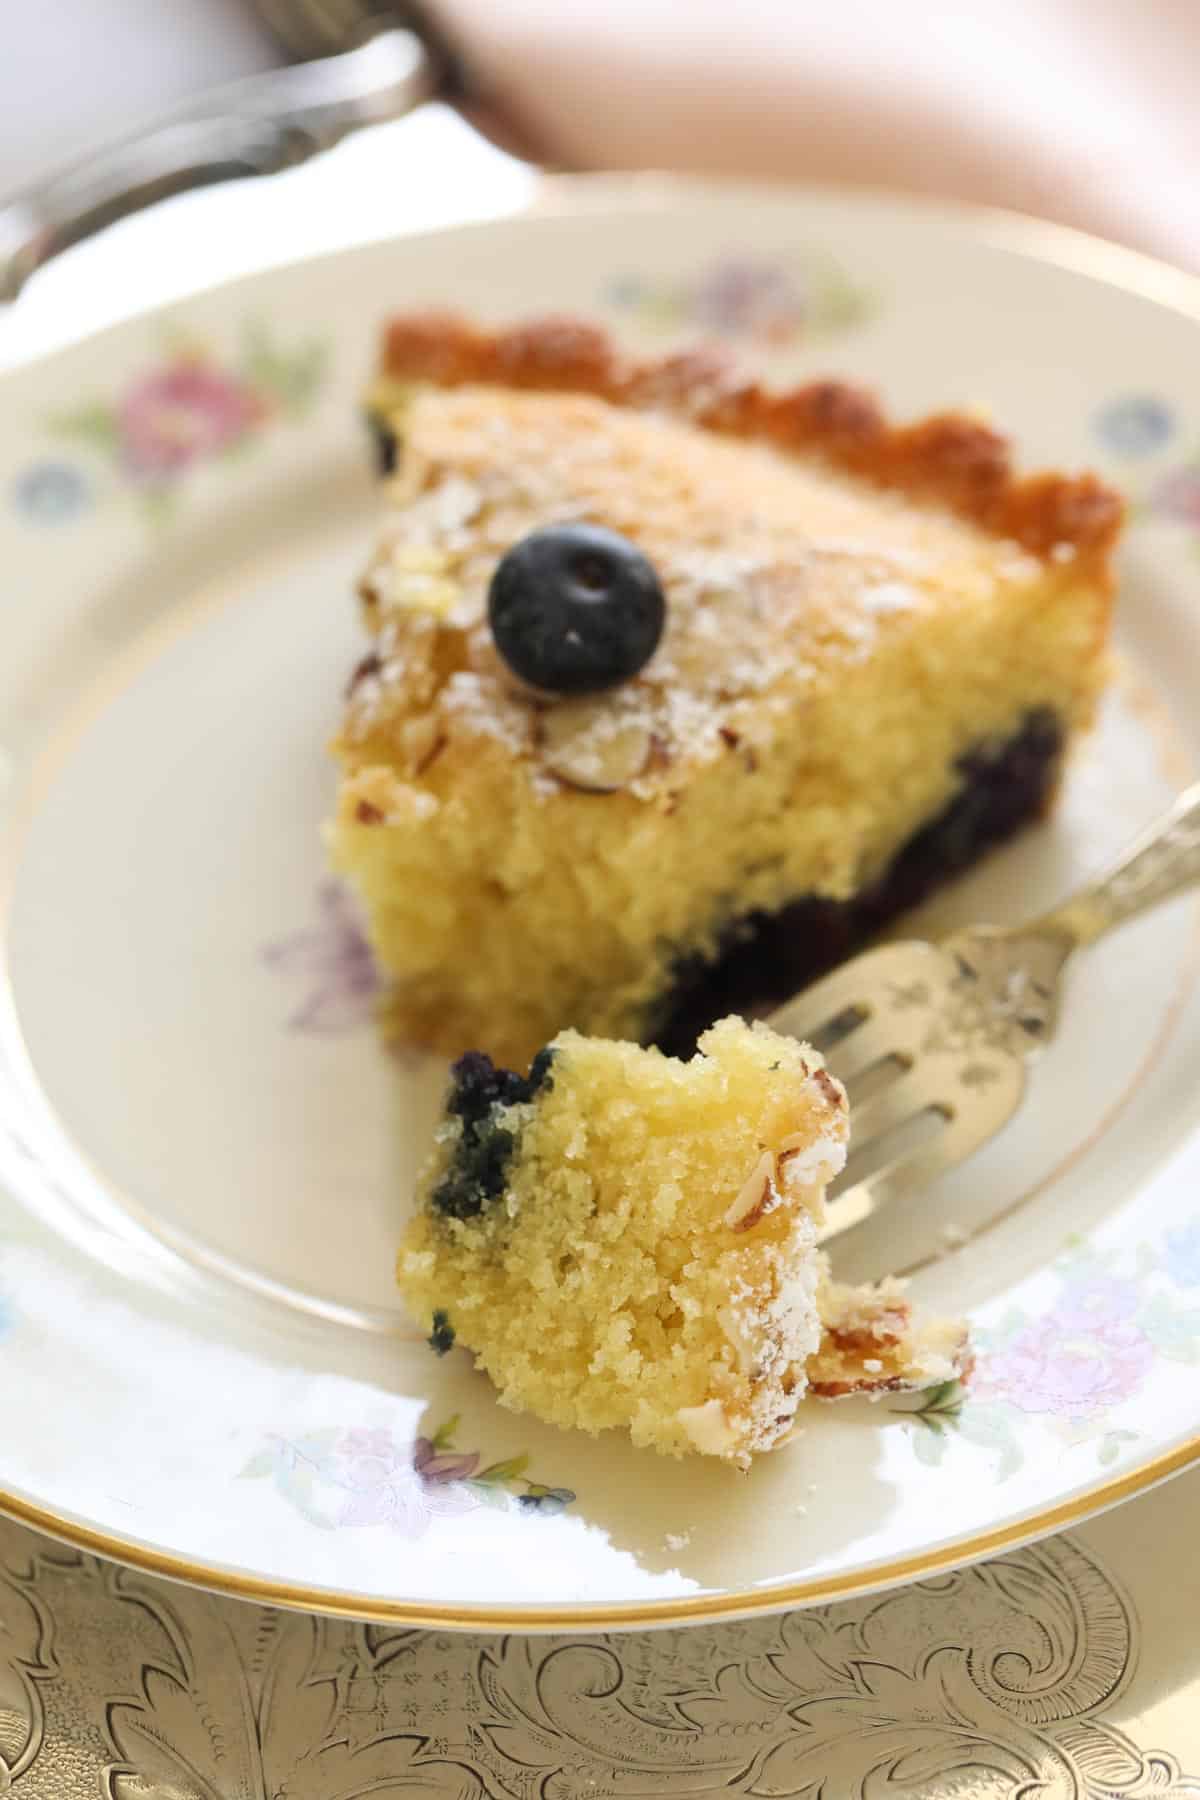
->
[1166,1219,1200,1287]
[1094,395,1174,458]
[517,1485,576,1515]
[605,275,645,307]
[11,460,91,524]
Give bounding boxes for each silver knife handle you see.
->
[0,28,440,304]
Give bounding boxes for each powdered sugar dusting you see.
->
[780,1131,846,1192]
[346,383,1040,800]
[864,580,916,614]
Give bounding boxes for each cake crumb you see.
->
[664,1531,691,1552]
[398,1019,973,1461]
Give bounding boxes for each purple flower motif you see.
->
[1167,1219,1200,1287]
[1054,1272,1143,1328]
[413,1436,482,1484]
[975,1304,1154,1419]
[604,251,868,345]
[262,881,380,1033]
[118,358,264,481]
[1094,394,1174,458]
[688,259,808,345]
[1148,462,1200,528]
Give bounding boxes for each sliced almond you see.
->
[400,716,447,776]
[538,700,654,793]
[716,1305,750,1372]
[394,544,452,576]
[393,573,461,620]
[778,1128,845,1182]
[725,1150,779,1232]
[677,1398,739,1457]
[811,1066,846,1110]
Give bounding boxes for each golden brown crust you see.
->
[807,1352,976,1401]
[379,312,1124,565]
[806,1289,973,1399]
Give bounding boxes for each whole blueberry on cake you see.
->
[397,1017,970,1466]
[333,314,1122,1067]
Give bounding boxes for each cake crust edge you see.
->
[376,311,1124,565]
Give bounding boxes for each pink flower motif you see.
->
[1149,463,1200,528]
[689,259,807,344]
[118,358,263,481]
[975,1298,1154,1419]
[243,1419,575,1533]
[335,1467,476,1534]
[333,1428,479,1535]
[413,1437,480,1484]
[262,881,380,1033]
[339,1427,394,1459]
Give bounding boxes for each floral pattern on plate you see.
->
[241,1415,574,1537]
[604,251,873,345]
[262,880,379,1033]
[901,1224,1200,1479]
[1146,460,1200,535]
[1092,395,1200,546]
[9,460,92,525]
[36,321,327,519]
[1094,394,1176,459]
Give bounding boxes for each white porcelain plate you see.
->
[2,181,1200,1630]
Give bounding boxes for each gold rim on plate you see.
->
[3,174,1200,1630]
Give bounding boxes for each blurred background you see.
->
[1,0,1195,297]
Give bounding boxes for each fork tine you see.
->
[768,942,934,1048]
[816,1065,1026,1245]
[815,1135,963,1244]
[843,1070,949,1155]
[768,954,889,1045]
[821,1021,907,1090]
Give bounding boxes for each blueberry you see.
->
[487,524,665,695]
[431,1047,556,1220]
[444,1047,555,1123]
[364,410,398,475]
[427,1309,456,1356]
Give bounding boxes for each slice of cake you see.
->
[333,314,1122,1067]
[397,1017,969,1467]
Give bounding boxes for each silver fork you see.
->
[0,21,446,304]
[768,782,1200,1244]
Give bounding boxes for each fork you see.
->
[0,23,444,304]
[768,781,1200,1244]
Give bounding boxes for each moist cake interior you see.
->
[331,315,1121,1068]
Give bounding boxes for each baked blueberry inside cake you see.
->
[651,706,1064,1054]
[397,1018,970,1465]
[332,314,1122,1068]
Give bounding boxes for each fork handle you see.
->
[1034,780,1200,947]
[0,29,440,304]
